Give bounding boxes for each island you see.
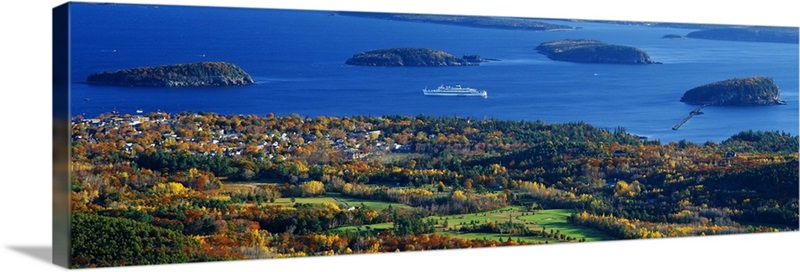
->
[680,76,785,106]
[338,11,572,31]
[686,27,799,44]
[661,34,685,39]
[535,39,660,64]
[86,61,255,87]
[345,48,486,66]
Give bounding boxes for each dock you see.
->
[672,105,708,130]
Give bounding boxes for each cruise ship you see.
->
[423,84,487,98]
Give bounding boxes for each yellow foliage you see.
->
[451,190,468,202]
[321,201,341,212]
[614,180,641,197]
[300,180,325,196]
[364,209,379,221]
[188,168,199,178]
[152,182,188,195]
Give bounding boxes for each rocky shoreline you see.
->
[535,39,660,64]
[680,76,785,106]
[87,62,255,87]
[345,48,488,67]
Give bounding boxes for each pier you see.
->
[672,105,708,130]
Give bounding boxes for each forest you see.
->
[69,112,798,267]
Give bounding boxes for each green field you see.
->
[517,209,614,242]
[333,206,614,243]
[433,208,613,243]
[263,193,412,211]
[428,206,525,227]
[445,232,552,244]
[328,193,412,210]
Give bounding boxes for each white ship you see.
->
[423,84,487,98]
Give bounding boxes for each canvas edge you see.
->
[52,2,71,269]
[47,2,800,269]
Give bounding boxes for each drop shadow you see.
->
[7,245,52,264]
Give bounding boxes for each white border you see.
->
[0,0,797,271]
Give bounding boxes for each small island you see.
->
[535,39,660,64]
[661,34,685,39]
[87,62,255,87]
[680,76,785,106]
[345,48,486,67]
[686,27,799,44]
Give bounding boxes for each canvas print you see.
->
[54,2,799,268]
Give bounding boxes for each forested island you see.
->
[681,76,785,106]
[345,48,486,66]
[69,111,798,267]
[661,34,685,39]
[686,27,799,44]
[535,39,660,64]
[86,62,255,87]
[338,11,572,31]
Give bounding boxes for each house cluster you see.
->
[73,114,416,161]
[79,115,152,127]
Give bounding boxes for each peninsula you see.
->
[345,48,485,67]
[87,62,255,87]
[680,76,784,106]
[535,39,660,64]
[338,11,572,31]
[686,27,798,44]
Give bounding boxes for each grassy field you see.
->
[517,209,614,242]
[333,206,614,243]
[264,196,413,211]
[433,208,613,243]
[213,183,412,210]
[428,206,525,227]
[263,193,412,211]
[446,232,552,243]
[329,193,412,210]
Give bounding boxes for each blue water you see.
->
[68,3,799,144]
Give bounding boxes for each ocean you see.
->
[67,3,799,144]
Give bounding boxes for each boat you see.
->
[423,84,487,98]
[135,109,144,114]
